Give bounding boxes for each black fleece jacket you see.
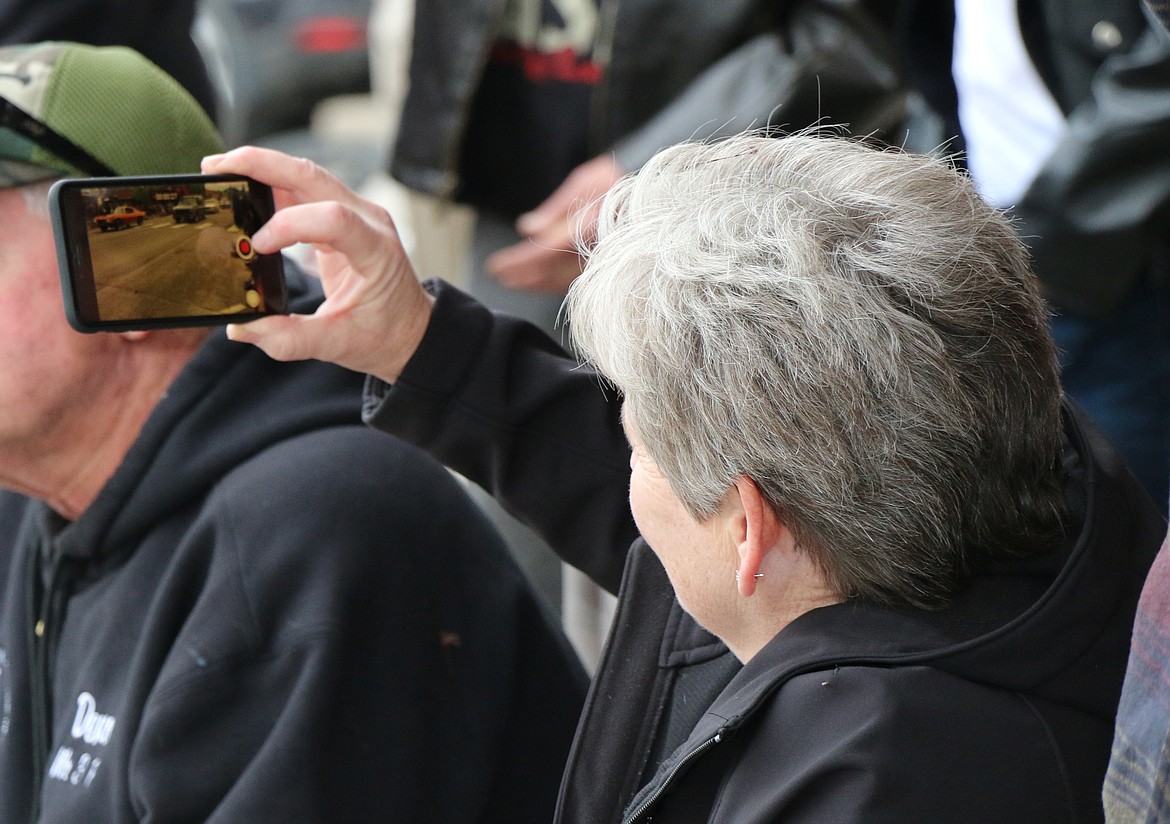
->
[0,270,587,823]
[366,280,1165,824]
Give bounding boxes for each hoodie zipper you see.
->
[621,729,727,824]
[27,541,67,824]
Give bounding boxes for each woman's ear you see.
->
[732,476,782,596]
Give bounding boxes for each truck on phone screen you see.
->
[173,195,207,223]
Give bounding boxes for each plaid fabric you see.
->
[1104,529,1170,822]
[0,41,222,188]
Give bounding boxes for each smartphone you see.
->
[49,173,288,332]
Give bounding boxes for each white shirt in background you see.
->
[952,0,1068,207]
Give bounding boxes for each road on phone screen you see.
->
[87,209,260,320]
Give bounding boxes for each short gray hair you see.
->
[566,133,1066,610]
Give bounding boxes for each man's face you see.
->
[0,186,117,462]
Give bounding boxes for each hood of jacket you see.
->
[623,401,1164,821]
[43,266,362,569]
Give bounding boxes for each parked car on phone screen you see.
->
[93,205,147,231]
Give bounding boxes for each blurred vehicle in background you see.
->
[193,0,373,146]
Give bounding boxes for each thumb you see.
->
[225,314,320,362]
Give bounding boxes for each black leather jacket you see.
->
[899,0,1170,317]
[390,0,905,201]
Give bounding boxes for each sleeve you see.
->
[126,427,585,822]
[363,279,637,595]
[1012,25,1170,317]
[1103,528,1170,820]
[611,0,906,172]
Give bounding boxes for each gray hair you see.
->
[566,133,1066,609]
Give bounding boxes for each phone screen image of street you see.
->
[80,181,273,322]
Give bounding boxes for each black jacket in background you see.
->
[0,270,587,822]
[392,0,905,203]
[897,0,1170,318]
[366,281,1165,823]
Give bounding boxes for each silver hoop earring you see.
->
[734,571,764,583]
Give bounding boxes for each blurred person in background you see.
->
[390,0,905,336]
[893,0,1170,509]
[386,0,906,627]
[0,41,585,823]
[208,131,1164,823]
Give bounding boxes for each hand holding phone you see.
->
[49,173,288,332]
[201,146,437,386]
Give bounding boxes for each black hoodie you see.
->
[366,281,1166,823]
[0,271,588,822]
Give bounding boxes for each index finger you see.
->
[201,146,365,213]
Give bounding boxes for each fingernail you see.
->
[225,324,254,342]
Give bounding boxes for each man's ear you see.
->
[732,476,782,597]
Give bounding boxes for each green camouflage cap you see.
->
[0,41,224,188]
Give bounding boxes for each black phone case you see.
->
[49,173,288,333]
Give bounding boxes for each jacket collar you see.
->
[627,400,1163,819]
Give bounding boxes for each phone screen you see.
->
[49,174,288,332]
